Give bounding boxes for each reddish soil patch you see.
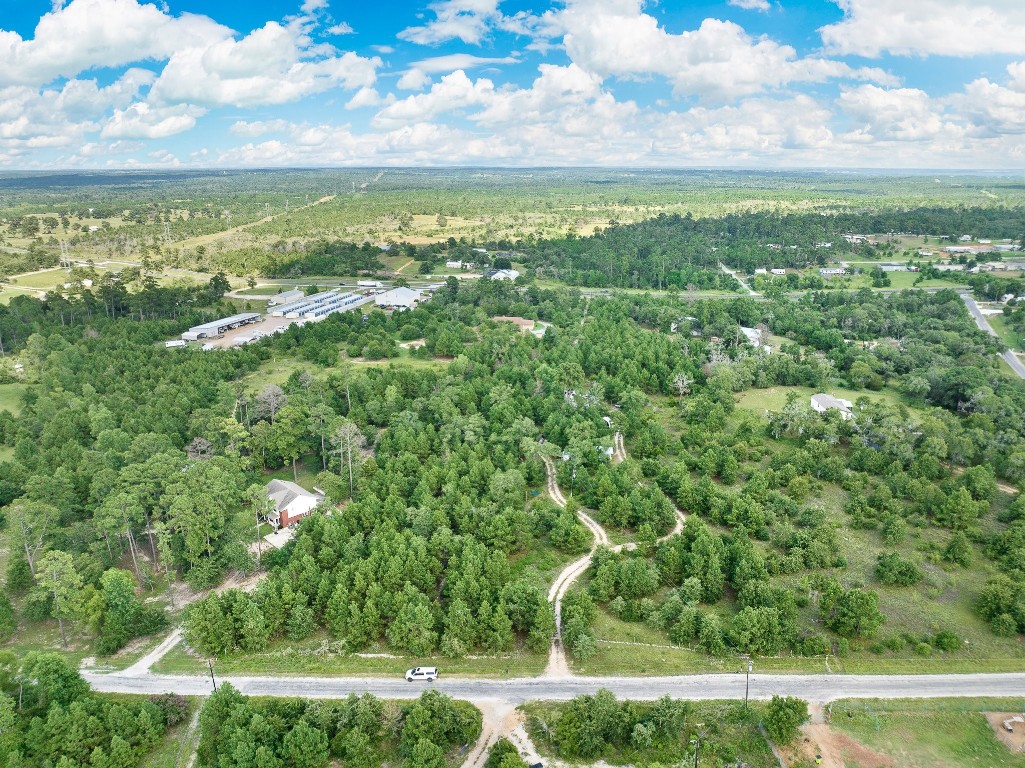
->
[783,724,895,768]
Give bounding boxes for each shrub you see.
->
[875,552,923,586]
[763,696,809,744]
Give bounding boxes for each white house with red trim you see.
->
[265,479,322,529]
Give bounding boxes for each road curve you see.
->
[961,293,1025,379]
[83,670,1025,706]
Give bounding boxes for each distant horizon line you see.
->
[3,166,1025,176]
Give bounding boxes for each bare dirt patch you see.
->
[783,724,895,768]
[986,712,1025,753]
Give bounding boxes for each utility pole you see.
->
[208,659,217,691]
[744,657,753,709]
[59,240,71,271]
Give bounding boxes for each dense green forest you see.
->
[517,207,1025,288]
[197,685,480,768]
[0,651,187,767]
[0,229,1024,683]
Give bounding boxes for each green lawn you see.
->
[881,271,968,290]
[734,384,905,414]
[0,382,26,414]
[153,630,547,678]
[244,351,448,394]
[0,286,40,304]
[830,698,1025,768]
[237,285,291,296]
[262,454,326,489]
[7,268,71,289]
[989,313,1025,351]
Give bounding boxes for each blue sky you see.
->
[1,0,1024,168]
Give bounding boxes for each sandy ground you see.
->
[462,702,549,768]
[987,712,1025,753]
[782,723,895,768]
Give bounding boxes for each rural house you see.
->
[810,393,854,420]
[265,479,322,529]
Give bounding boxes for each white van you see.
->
[404,666,438,682]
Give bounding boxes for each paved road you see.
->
[961,294,1025,379]
[84,670,1025,704]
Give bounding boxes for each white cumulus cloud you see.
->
[398,0,502,45]
[397,68,433,91]
[836,85,946,140]
[0,0,229,87]
[820,0,1025,57]
[101,102,205,139]
[373,70,495,128]
[553,0,894,101]
[148,21,380,108]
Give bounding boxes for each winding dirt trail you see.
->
[542,434,685,677]
[542,453,612,676]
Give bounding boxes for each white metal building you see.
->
[269,289,304,306]
[181,313,260,341]
[375,287,422,309]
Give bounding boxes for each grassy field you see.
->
[8,267,78,289]
[989,313,1025,351]
[153,631,547,678]
[734,384,906,414]
[880,271,968,290]
[262,455,327,489]
[620,382,1025,677]
[0,382,26,414]
[243,350,449,394]
[830,698,1025,767]
[0,285,41,304]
